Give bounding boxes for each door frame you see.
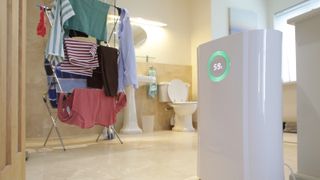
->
[0,0,26,179]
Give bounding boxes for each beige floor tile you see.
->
[26,131,297,180]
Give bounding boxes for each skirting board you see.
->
[290,173,320,180]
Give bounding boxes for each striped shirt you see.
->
[60,60,93,77]
[64,38,99,69]
[60,38,100,77]
[46,0,75,65]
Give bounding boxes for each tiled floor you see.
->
[26,131,297,180]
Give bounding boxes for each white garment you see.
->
[46,0,75,65]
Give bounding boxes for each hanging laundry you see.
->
[45,60,87,108]
[87,46,119,97]
[54,66,87,92]
[45,59,87,94]
[68,30,88,38]
[64,38,99,69]
[44,59,54,76]
[60,38,100,77]
[64,0,110,41]
[98,46,119,97]
[57,89,127,129]
[46,0,75,65]
[87,66,103,89]
[36,7,46,37]
[60,60,93,77]
[117,8,138,92]
[44,59,58,108]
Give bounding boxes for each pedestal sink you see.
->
[120,75,156,134]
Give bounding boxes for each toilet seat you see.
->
[168,79,188,103]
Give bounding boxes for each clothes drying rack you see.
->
[39,3,123,151]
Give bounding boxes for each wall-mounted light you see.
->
[131,17,167,27]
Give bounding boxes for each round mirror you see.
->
[107,23,147,47]
[131,24,147,46]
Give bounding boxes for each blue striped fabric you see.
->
[46,0,75,65]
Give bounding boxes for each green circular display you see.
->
[207,50,231,82]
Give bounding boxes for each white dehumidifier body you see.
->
[197,29,283,180]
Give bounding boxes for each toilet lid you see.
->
[168,79,188,102]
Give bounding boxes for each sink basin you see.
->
[138,75,156,86]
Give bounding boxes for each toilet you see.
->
[158,79,197,132]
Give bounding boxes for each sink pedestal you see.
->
[120,86,142,134]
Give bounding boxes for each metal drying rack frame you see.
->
[38,1,124,151]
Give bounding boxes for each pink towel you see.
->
[58,88,126,129]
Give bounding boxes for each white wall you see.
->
[211,0,267,40]
[114,0,192,65]
[190,0,212,99]
[189,0,268,99]
[266,0,304,28]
